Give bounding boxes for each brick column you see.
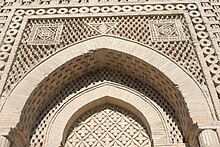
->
[198,129,220,147]
[7,126,29,147]
[0,135,10,147]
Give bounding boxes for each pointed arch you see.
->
[46,84,167,146]
[0,36,213,146]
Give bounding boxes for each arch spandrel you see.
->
[0,36,212,146]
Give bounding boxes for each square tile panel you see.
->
[149,19,186,42]
[28,24,63,45]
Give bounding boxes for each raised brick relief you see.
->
[65,104,151,147]
[149,19,186,42]
[87,22,118,34]
[0,1,220,147]
[27,24,63,45]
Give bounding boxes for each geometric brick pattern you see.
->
[87,22,117,34]
[149,19,186,42]
[29,67,183,147]
[66,104,151,147]
[27,24,63,45]
[4,14,205,95]
[0,1,220,147]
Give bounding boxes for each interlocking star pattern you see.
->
[65,104,151,147]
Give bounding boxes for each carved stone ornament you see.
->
[149,19,186,42]
[27,24,63,45]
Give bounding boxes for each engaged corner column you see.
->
[7,126,29,147]
[0,135,10,147]
[198,129,220,147]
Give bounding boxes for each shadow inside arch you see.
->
[27,67,187,146]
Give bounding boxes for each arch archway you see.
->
[0,36,212,146]
[46,85,169,146]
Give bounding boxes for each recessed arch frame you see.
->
[46,83,169,146]
[0,36,214,146]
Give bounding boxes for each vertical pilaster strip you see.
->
[196,0,220,119]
